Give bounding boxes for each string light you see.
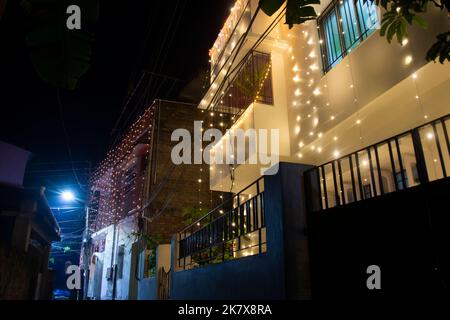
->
[90,104,155,231]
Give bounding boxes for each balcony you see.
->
[305,114,450,212]
[209,0,251,80]
[208,51,273,122]
[177,177,266,270]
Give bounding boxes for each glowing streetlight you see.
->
[61,190,75,202]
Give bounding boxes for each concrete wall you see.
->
[170,163,312,300]
[137,244,171,300]
[89,215,139,300]
[308,177,450,298]
[145,100,223,243]
[208,0,450,192]
[282,5,450,166]
[138,277,157,300]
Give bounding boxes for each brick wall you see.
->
[144,100,227,243]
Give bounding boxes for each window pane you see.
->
[357,150,374,199]
[319,0,380,72]
[339,157,355,204]
[323,9,343,69]
[435,121,450,176]
[356,0,380,38]
[324,163,337,208]
[375,143,396,194]
[397,134,420,188]
[420,124,448,181]
[339,0,360,51]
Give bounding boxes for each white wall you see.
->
[281,5,450,166]
[89,215,138,300]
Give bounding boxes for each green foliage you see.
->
[260,0,285,16]
[259,0,450,63]
[285,0,320,28]
[183,206,207,226]
[259,0,319,29]
[192,242,235,267]
[20,0,99,90]
[233,59,271,98]
[426,31,450,63]
[130,232,161,250]
[130,232,162,277]
[364,0,450,63]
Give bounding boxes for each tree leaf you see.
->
[412,15,428,29]
[23,0,99,90]
[286,0,318,29]
[260,0,286,16]
[386,19,398,43]
[426,31,450,63]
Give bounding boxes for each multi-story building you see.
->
[84,100,224,300]
[167,0,450,299]
[0,141,60,300]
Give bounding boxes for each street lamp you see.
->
[61,190,76,202]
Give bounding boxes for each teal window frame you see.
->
[318,0,380,73]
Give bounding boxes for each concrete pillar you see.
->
[11,214,32,252]
[264,162,314,299]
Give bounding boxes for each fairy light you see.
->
[90,104,155,231]
[209,0,247,67]
[404,55,413,65]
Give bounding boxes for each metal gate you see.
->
[157,267,171,300]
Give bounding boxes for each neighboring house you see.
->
[85,100,224,300]
[0,141,60,300]
[167,0,450,299]
[86,0,450,300]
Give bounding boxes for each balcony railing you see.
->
[177,177,266,270]
[305,114,450,212]
[211,51,273,117]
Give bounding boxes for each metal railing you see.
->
[157,267,171,300]
[305,114,450,212]
[211,51,273,116]
[177,177,266,270]
[318,0,379,73]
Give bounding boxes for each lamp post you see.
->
[61,190,76,202]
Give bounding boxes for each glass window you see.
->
[395,170,409,190]
[339,0,360,50]
[356,0,380,36]
[319,0,380,72]
[323,10,343,70]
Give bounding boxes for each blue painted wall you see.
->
[169,163,312,300]
[138,277,157,300]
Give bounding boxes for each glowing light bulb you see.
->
[61,191,75,202]
[404,55,413,65]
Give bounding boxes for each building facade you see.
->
[168,0,450,299]
[85,0,450,300]
[0,141,60,300]
[84,100,224,300]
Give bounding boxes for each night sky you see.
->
[0,0,232,294]
[0,0,232,167]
